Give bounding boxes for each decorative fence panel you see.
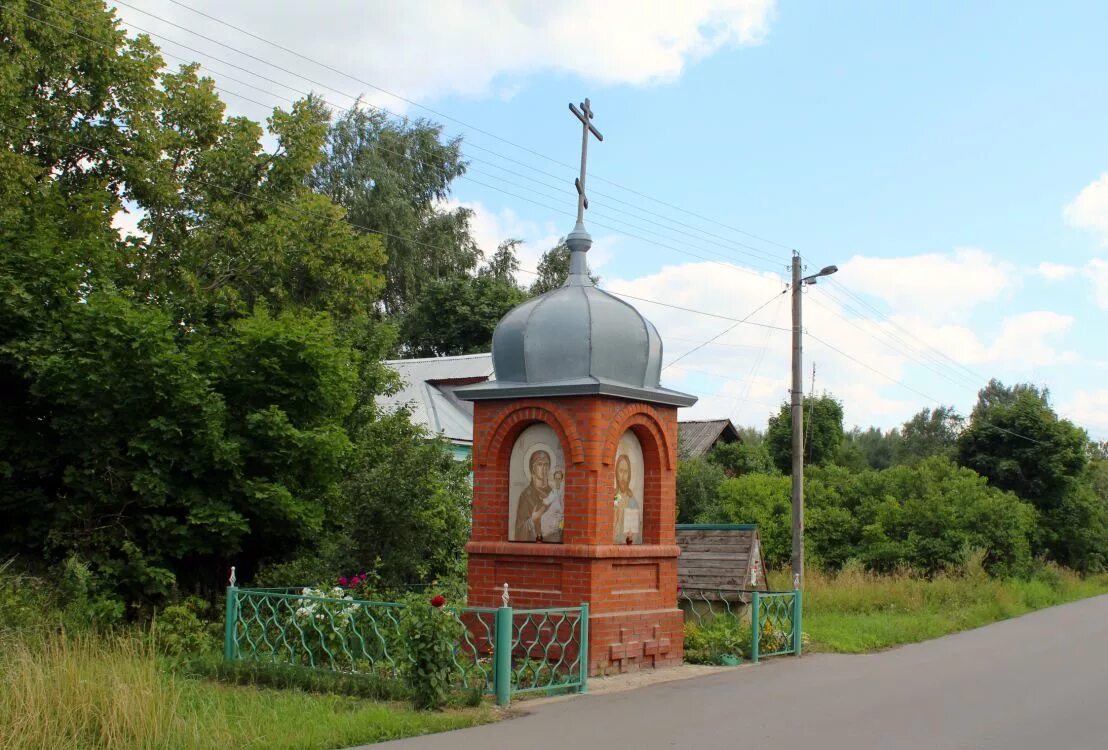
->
[224,586,587,705]
[677,585,802,663]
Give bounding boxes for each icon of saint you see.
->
[612,453,641,544]
[515,448,552,541]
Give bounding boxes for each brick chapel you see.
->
[456,99,697,675]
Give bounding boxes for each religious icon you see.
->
[612,430,645,544]
[508,424,565,542]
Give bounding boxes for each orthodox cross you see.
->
[569,98,603,223]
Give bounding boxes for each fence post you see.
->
[578,603,589,694]
[750,590,760,664]
[793,588,803,657]
[494,602,513,707]
[223,570,239,663]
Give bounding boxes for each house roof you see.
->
[678,419,741,458]
[378,353,493,445]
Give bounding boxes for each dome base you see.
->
[455,377,696,407]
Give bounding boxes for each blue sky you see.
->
[112,1,1108,439]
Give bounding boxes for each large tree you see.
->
[398,240,528,355]
[956,380,1096,569]
[765,394,845,474]
[311,106,479,316]
[0,1,471,601]
[956,380,1086,508]
[898,406,963,464]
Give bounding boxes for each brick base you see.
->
[466,394,686,678]
[588,608,684,675]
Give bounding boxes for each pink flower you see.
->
[430,595,446,608]
[338,576,349,586]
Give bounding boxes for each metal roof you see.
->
[377,354,493,444]
[456,243,696,407]
[677,419,742,457]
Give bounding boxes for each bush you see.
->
[398,592,463,710]
[683,616,750,665]
[706,458,1038,577]
[676,457,727,523]
[153,598,217,659]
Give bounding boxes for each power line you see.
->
[662,289,787,370]
[815,282,982,387]
[106,0,787,267]
[805,287,981,390]
[18,1,788,278]
[160,0,798,257]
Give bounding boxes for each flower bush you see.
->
[683,616,750,665]
[398,592,463,710]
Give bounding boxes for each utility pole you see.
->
[791,255,838,590]
[790,253,805,589]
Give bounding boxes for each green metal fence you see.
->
[750,590,802,661]
[678,585,802,663]
[224,585,587,706]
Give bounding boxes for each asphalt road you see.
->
[371,594,1108,750]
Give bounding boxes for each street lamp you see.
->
[791,255,837,590]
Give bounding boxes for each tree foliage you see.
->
[310,106,478,316]
[706,459,1037,576]
[765,395,844,474]
[398,242,528,356]
[898,406,963,464]
[0,1,468,602]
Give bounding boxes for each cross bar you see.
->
[569,100,604,141]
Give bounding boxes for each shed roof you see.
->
[378,353,493,445]
[678,419,741,458]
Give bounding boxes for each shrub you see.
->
[683,616,750,665]
[398,592,463,710]
[153,598,217,659]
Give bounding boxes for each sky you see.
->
[108,0,1108,439]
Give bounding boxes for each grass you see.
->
[768,561,1108,653]
[0,630,493,750]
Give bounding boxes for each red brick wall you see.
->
[466,395,685,674]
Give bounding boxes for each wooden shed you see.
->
[676,524,769,608]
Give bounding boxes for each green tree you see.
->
[708,441,775,476]
[708,474,792,568]
[956,381,1086,508]
[956,380,1091,569]
[0,1,403,601]
[837,426,901,470]
[675,457,727,524]
[311,106,479,316]
[897,406,962,464]
[528,240,600,294]
[398,242,529,356]
[765,395,845,474]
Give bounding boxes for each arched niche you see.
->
[507,423,566,543]
[612,430,645,545]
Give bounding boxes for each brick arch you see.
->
[602,405,674,471]
[478,400,585,468]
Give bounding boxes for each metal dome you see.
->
[457,225,696,407]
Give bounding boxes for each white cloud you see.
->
[1087,258,1108,310]
[1036,261,1077,281]
[603,253,1086,432]
[1064,172,1108,245]
[837,248,1016,322]
[112,1,775,113]
[1060,389,1108,441]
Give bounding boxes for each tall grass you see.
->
[0,630,490,750]
[768,559,1108,653]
